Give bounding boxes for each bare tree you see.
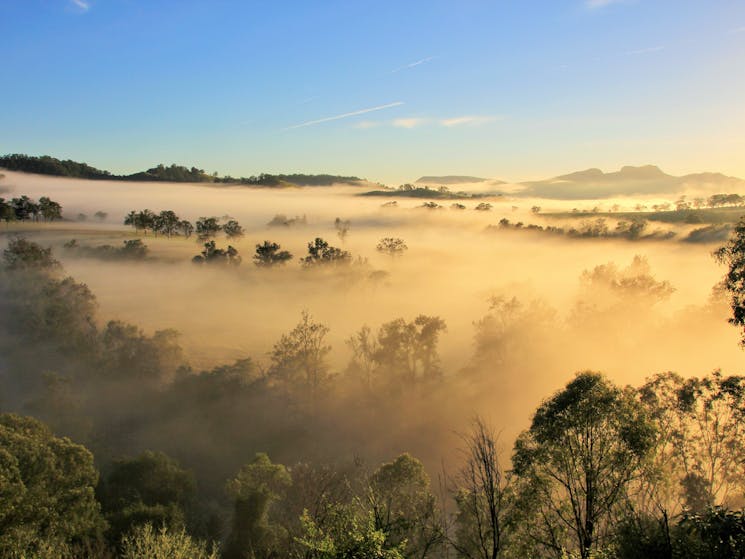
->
[451,417,512,559]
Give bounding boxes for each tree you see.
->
[196,216,221,240]
[39,196,63,221]
[121,524,219,559]
[638,371,745,511]
[223,219,244,239]
[714,217,745,344]
[253,241,293,267]
[2,236,60,271]
[334,217,351,242]
[93,210,108,221]
[0,197,15,224]
[224,453,292,559]
[11,195,39,221]
[178,219,194,238]
[302,237,351,267]
[98,451,196,544]
[298,506,405,559]
[154,210,180,237]
[376,238,408,257]
[124,209,156,234]
[0,413,105,556]
[451,419,512,559]
[512,372,656,559]
[268,310,331,398]
[474,203,492,211]
[346,316,446,389]
[192,241,241,265]
[369,453,444,558]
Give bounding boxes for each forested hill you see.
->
[0,154,364,186]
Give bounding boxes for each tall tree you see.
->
[451,418,512,559]
[715,216,745,344]
[512,372,656,559]
[224,453,291,559]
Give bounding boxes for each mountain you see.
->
[520,165,744,199]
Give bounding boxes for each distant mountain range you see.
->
[519,165,745,199]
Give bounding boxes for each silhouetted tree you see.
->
[301,238,351,267]
[376,238,408,257]
[223,219,244,239]
[195,217,221,240]
[253,241,292,267]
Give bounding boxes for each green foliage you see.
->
[2,237,60,271]
[98,451,195,544]
[120,523,219,559]
[715,216,745,344]
[512,372,656,559]
[253,240,293,267]
[268,310,332,396]
[370,453,443,558]
[676,507,745,559]
[224,453,292,559]
[297,506,406,559]
[0,154,113,179]
[0,414,105,556]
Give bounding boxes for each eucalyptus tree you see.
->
[512,371,656,559]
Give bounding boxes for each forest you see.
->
[1,170,745,559]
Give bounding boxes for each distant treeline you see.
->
[489,216,732,243]
[0,194,62,222]
[362,183,496,199]
[0,154,363,186]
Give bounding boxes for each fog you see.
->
[0,169,742,480]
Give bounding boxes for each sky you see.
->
[1,0,744,184]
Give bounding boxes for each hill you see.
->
[0,154,363,187]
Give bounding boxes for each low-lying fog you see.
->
[1,170,742,443]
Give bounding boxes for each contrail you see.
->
[283,101,404,130]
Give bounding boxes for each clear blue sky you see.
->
[1,0,744,184]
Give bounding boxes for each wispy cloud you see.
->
[730,26,745,34]
[586,0,624,8]
[393,118,428,129]
[626,45,665,55]
[354,115,499,130]
[440,115,498,127]
[71,0,90,11]
[283,101,404,130]
[392,56,435,73]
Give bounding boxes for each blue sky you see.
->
[1,0,744,183]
